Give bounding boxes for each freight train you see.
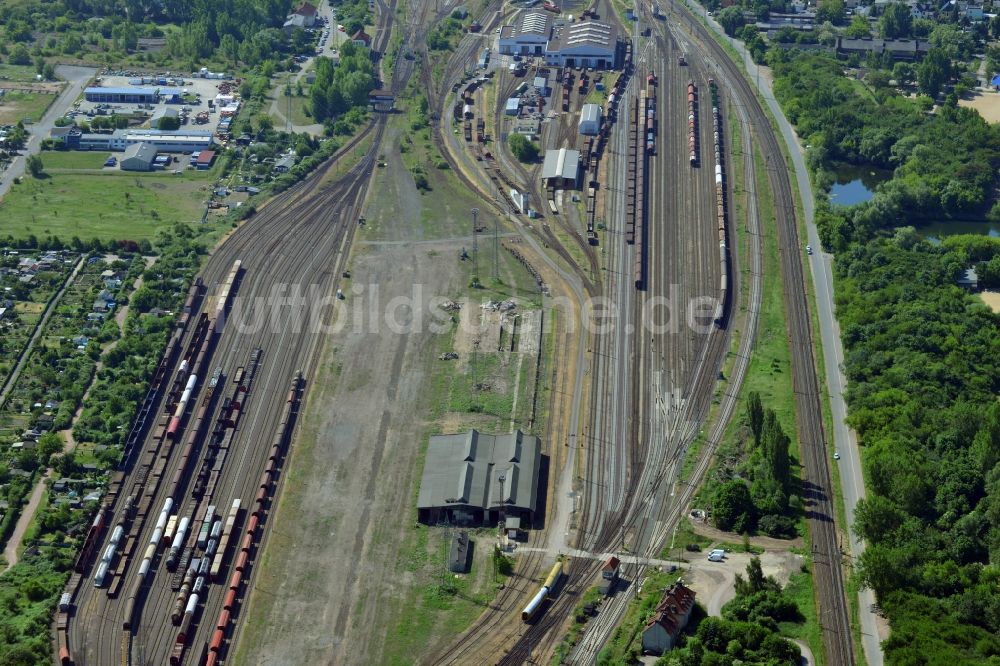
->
[687,80,698,166]
[60,263,244,664]
[522,560,565,621]
[709,79,730,326]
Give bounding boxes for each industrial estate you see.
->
[1,0,1000,665]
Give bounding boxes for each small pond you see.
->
[918,221,1000,244]
[828,164,892,207]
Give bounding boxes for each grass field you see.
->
[276,93,315,126]
[0,169,219,242]
[0,64,41,83]
[40,151,112,170]
[0,91,56,124]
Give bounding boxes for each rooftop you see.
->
[123,142,157,162]
[417,430,541,514]
[547,19,617,52]
[644,582,696,637]
[85,86,160,96]
[542,148,581,180]
[295,1,318,15]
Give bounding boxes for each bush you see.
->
[508,133,539,163]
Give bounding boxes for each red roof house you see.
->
[641,582,696,655]
[351,29,372,47]
[195,150,216,169]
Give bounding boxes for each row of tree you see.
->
[711,393,798,538]
[309,41,375,123]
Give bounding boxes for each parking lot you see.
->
[69,74,237,134]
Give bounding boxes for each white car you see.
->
[806,244,813,255]
[833,450,841,460]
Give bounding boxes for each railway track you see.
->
[64,116,386,665]
[661,1,855,663]
[61,0,409,658]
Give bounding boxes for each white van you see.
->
[707,549,725,562]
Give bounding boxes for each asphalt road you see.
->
[688,6,883,664]
[0,65,96,200]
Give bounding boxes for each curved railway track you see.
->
[660,2,855,664]
[64,0,410,660]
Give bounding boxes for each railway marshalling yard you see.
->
[52,0,859,664]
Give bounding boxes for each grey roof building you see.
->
[120,142,157,171]
[417,430,542,526]
[542,148,581,188]
[544,20,619,69]
[579,103,602,135]
[499,12,553,56]
[836,36,930,60]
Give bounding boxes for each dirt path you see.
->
[1,470,48,571]
[687,516,805,550]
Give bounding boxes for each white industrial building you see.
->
[542,148,581,188]
[499,12,552,56]
[70,129,214,153]
[120,142,157,171]
[498,11,621,69]
[579,103,602,135]
[544,20,618,69]
[122,130,214,152]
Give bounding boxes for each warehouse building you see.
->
[150,106,180,128]
[77,130,126,151]
[56,128,214,153]
[498,12,621,69]
[417,430,542,526]
[579,103,601,135]
[84,87,160,104]
[544,20,619,69]
[121,130,213,152]
[542,148,581,189]
[120,142,157,171]
[499,11,553,56]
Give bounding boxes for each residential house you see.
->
[274,155,297,173]
[958,267,979,290]
[351,29,372,48]
[641,582,696,655]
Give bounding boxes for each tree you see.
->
[845,15,871,38]
[9,44,31,65]
[761,410,791,490]
[917,47,950,98]
[508,133,539,163]
[254,113,274,134]
[713,479,755,532]
[879,2,913,39]
[815,0,846,25]
[716,6,745,36]
[157,115,181,130]
[893,61,915,87]
[26,155,45,178]
[747,392,764,445]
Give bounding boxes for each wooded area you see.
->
[769,47,1000,664]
